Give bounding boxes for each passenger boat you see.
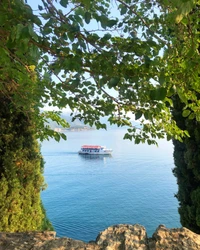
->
[78,145,112,155]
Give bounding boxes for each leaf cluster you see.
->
[1,0,200,143]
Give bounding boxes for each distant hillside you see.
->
[46,112,92,130]
[46,112,140,131]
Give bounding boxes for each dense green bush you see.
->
[0,98,51,231]
[172,95,200,233]
[0,0,54,231]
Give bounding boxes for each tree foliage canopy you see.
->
[1,0,200,233]
[0,0,54,231]
[1,0,199,145]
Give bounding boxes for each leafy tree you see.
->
[33,0,200,233]
[27,0,187,144]
[0,98,45,231]
[2,0,193,144]
[163,1,200,232]
[1,0,200,232]
[172,95,200,233]
[0,0,53,231]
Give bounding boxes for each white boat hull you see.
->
[78,145,112,155]
[78,151,112,155]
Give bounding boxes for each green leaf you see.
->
[196,114,200,122]
[149,87,167,101]
[103,33,112,40]
[40,13,52,20]
[177,89,188,104]
[188,112,195,120]
[60,0,68,8]
[32,15,42,26]
[38,5,43,11]
[85,12,91,24]
[182,109,191,117]
[68,32,74,42]
[120,5,127,15]
[54,132,61,142]
[144,56,151,68]
[167,134,172,141]
[157,88,167,100]
[184,130,190,137]
[60,133,67,140]
[147,139,152,145]
[175,1,195,23]
[159,71,165,84]
[144,112,149,120]
[107,19,117,28]
[123,133,132,140]
[99,15,108,29]
[135,111,142,120]
[28,23,38,41]
[20,26,29,39]
[108,77,120,88]
[16,24,24,40]
[135,137,140,144]
[81,0,91,8]
[29,45,39,59]
[122,119,131,126]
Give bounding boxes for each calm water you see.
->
[41,128,181,242]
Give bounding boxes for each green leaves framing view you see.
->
[0,0,200,233]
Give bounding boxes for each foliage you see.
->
[0,96,46,231]
[0,0,199,144]
[166,1,200,233]
[0,0,69,142]
[0,0,191,145]
[0,0,52,231]
[34,0,174,145]
[35,0,200,144]
[172,95,200,233]
[1,0,200,233]
[1,0,199,144]
[41,202,54,231]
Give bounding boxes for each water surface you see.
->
[41,129,180,242]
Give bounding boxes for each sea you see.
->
[41,128,181,242]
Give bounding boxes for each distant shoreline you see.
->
[54,126,95,132]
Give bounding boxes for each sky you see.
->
[25,0,159,123]
[27,0,41,10]
[27,0,121,112]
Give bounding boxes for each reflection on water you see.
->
[44,152,78,156]
[79,154,112,160]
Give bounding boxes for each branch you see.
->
[116,0,168,46]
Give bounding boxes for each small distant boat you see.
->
[78,145,112,155]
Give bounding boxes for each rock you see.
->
[149,224,200,249]
[0,231,99,250]
[0,231,56,250]
[96,224,148,250]
[34,237,100,250]
[1,224,200,250]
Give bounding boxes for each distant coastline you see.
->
[48,112,139,132]
[46,112,95,132]
[54,125,95,132]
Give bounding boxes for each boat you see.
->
[78,145,112,155]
